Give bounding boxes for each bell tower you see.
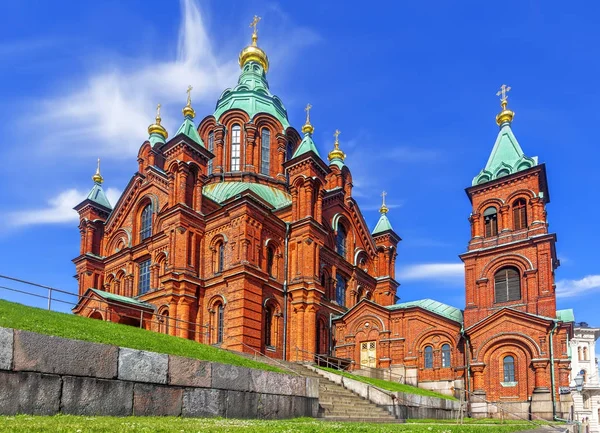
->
[460,87,559,328]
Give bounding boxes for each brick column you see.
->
[471,363,486,392]
[177,298,191,339]
[532,359,550,391]
[276,133,287,182]
[168,300,178,337]
[214,125,225,173]
[245,125,257,172]
[177,164,189,205]
[499,205,510,232]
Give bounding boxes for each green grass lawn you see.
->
[0,415,538,432]
[317,366,457,401]
[0,299,280,372]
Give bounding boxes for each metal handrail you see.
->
[225,336,301,376]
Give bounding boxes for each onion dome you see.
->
[92,158,103,184]
[147,103,168,145]
[495,84,515,126]
[328,129,346,168]
[239,15,269,73]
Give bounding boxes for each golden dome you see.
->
[148,103,168,139]
[239,15,269,73]
[182,85,196,119]
[92,158,103,184]
[380,191,389,214]
[496,99,515,126]
[328,129,346,162]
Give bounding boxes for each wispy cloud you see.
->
[556,275,600,298]
[399,263,464,283]
[6,188,121,228]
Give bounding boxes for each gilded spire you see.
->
[302,103,314,135]
[380,191,389,214]
[328,129,346,162]
[148,103,168,139]
[239,15,269,72]
[92,158,103,184]
[182,85,196,119]
[495,84,515,126]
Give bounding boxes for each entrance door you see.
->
[360,341,376,368]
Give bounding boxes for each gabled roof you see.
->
[202,181,292,210]
[372,213,393,235]
[90,288,155,310]
[79,182,112,211]
[293,133,320,158]
[175,117,204,146]
[386,298,463,324]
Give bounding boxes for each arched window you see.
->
[261,128,270,175]
[207,132,215,175]
[513,198,527,230]
[159,309,169,334]
[217,242,225,274]
[424,346,433,369]
[581,369,587,384]
[138,259,151,295]
[286,140,294,161]
[578,346,583,361]
[503,355,515,382]
[335,274,347,306]
[264,306,273,348]
[442,344,451,367]
[336,224,347,258]
[216,303,224,344]
[583,347,588,361]
[266,246,275,277]
[494,267,521,303]
[231,124,241,171]
[484,207,498,237]
[140,204,153,241]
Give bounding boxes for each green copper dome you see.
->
[213,61,290,129]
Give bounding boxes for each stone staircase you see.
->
[285,362,400,423]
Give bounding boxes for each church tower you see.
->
[461,86,558,329]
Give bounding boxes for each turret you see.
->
[371,192,400,305]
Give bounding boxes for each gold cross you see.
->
[156,103,161,118]
[186,85,193,106]
[334,129,341,144]
[381,191,387,206]
[250,15,261,35]
[496,84,511,101]
[304,103,312,123]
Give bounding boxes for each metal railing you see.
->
[225,336,301,376]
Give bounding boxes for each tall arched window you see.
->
[138,259,151,295]
[207,132,215,175]
[578,347,583,361]
[140,204,153,240]
[264,306,273,348]
[494,267,521,303]
[261,128,270,175]
[266,246,275,277]
[335,274,347,306]
[583,347,588,361]
[513,198,527,230]
[424,346,433,369]
[503,355,515,382]
[231,124,241,171]
[484,207,498,237]
[336,224,347,258]
[217,242,225,273]
[442,344,451,367]
[286,140,294,161]
[216,303,224,344]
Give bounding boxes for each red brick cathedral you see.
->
[73,22,574,419]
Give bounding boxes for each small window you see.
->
[503,355,515,382]
[267,246,275,277]
[265,306,273,347]
[336,224,347,258]
[217,242,225,273]
[217,303,224,344]
[286,140,294,161]
[513,198,527,230]
[207,132,215,175]
[494,267,521,303]
[261,128,270,175]
[442,344,451,368]
[424,346,433,369]
[583,347,588,361]
[231,124,241,171]
[335,274,347,306]
[140,204,153,241]
[138,259,151,295]
[484,207,498,237]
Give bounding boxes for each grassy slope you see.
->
[318,366,457,401]
[0,416,536,433]
[0,299,280,372]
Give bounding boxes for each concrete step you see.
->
[321,416,401,423]
[321,407,392,416]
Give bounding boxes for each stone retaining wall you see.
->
[0,327,318,418]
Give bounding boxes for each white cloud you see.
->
[556,275,600,298]
[6,188,121,227]
[399,263,464,282]
[34,0,239,158]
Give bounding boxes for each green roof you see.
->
[90,289,154,310]
[556,309,575,323]
[86,183,112,210]
[386,298,463,324]
[372,213,393,235]
[293,132,321,158]
[214,61,289,129]
[472,122,538,186]
[175,116,204,146]
[203,181,292,210]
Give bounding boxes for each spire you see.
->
[148,103,168,146]
[372,191,394,235]
[238,15,269,73]
[84,158,112,210]
[293,103,320,158]
[175,86,204,146]
[328,129,346,168]
[92,158,103,184]
[472,86,537,186]
[182,85,195,119]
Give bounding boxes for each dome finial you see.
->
[302,103,314,135]
[239,15,269,72]
[495,84,515,126]
[182,85,196,119]
[380,191,389,214]
[148,103,168,139]
[92,158,104,184]
[328,129,346,162]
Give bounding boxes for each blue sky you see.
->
[0,1,599,334]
